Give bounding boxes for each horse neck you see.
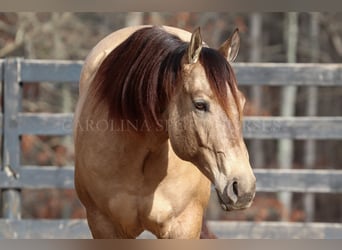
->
[113,129,170,174]
[104,119,170,165]
[132,130,169,156]
[83,100,170,170]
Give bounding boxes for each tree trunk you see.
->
[304,12,320,222]
[249,13,264,169]
[52,13,73,167]
[277,12,299,221]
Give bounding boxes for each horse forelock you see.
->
[90,26,241,130]
[199,48,242,120]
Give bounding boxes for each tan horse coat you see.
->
[74,25,255,239]
[74,26,211,238]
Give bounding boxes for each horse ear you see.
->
[187,27,203,64]
[218,28,240,62]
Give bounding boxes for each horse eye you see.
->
[194,100,209,112]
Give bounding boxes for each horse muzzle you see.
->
[215,178,256,211]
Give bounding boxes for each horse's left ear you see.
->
[186,27,203,64]
[218,28,240,62]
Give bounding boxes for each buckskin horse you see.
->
[74,25,256,239]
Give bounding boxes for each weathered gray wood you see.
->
[207,221,342,239]
[15,114,342,139]
[18,113,73,135]
[0,61,3,132]
[3,59,21,173]
[243,117,342,139]
[254,169,342,193]
[1,191,21,220]
[0,59,3,81]
[1,167,342,193]
[233,63,342,86]
[2,58,22,219]
[0,219,341,239]
[0,219,91,239]
[20,59,82,83]
[17,60,342,86]
[0,166,74,189]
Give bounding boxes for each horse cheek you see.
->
[168,116,197,162]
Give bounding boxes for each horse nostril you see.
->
[232,181,239,197]
[224,180,255,208]
[226,181,239,204]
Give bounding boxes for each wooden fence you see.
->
[0,58,342,238]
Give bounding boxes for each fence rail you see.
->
[1,167,342,193]
[1,59,342,239]
[1,219,342,239]
[13,59,342,86]
[1,114,342,139]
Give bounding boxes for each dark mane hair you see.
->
[90,26,240,127]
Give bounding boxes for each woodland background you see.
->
[0,12,341,223]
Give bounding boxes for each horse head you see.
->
[167,28,256,211]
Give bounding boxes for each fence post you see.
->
[1,58,22,219]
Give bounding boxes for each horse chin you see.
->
[215,188,249,212]
[217,196,233,211]
[220,202,231,211]
[217,196,247,211]
[215,188,233,211]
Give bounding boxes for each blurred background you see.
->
[0,12,341,225]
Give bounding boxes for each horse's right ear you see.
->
[186,27,203,64]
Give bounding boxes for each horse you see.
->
[73,25,256,239]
